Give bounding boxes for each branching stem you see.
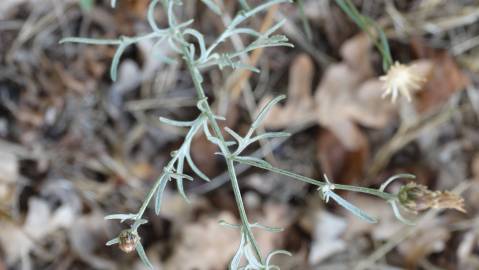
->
[181,44,263,262]
[233,156,395,201]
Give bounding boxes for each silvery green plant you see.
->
[61,0,420,268]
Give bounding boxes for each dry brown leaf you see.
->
[340,33,375,77]
[412,41,470,113]
[316,130,368,182]
[262,34,396,159]
[314,34,396,150]
[260,53,316,129]
[314,67,395,150]
[417,54,469,112]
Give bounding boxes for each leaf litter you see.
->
[0,0,478,269]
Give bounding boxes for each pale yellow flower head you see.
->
[380,62,425,103]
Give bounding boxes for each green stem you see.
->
[181,46,263,262]
[234,157,395,201]
[296,0,312,42]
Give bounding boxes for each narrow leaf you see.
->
[136,243,153,269]
[250,132,290,143]
[379,173,416,192]
[155,175,169,215]
[224,141,237,147]
[218,220,241,229]
[230,233,246,270]
[252,95,285,129]
[104,213,137,222]
[186,154,211,182]
[235,156,272,168]
[251,222,283,233]
[59,37,120,45]
[224,127,244,143]
[390,200,416,225]
[132,219,148,230]
[174,158,191,203]
[327,191,378,223]
[170,172,194,181]
[159,117,195,127]
[106,238,119,246]
[265,250,292,267]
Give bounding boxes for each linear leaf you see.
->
[104,213,137,222]
[251,132,290,143]
[59,37,120,45]
[159,117,195,127]
[106,238,119,246]
[186,153,211,182]
[136,243,153,269]
[224,127,244,143]
[174,157,191,203]
[327,191,377,223]
[252,95,285,129]
[235,156,272,168]
[230,232,246,270]
[155,175,169,215]
[390,200,416,225]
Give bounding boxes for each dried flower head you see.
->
[398,182,465,214]
[380,62,425,103]
[118,230,139,253]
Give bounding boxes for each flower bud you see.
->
[118,230,139,253]
[398,182,465,214]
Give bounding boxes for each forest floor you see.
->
[1,0,479,269]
